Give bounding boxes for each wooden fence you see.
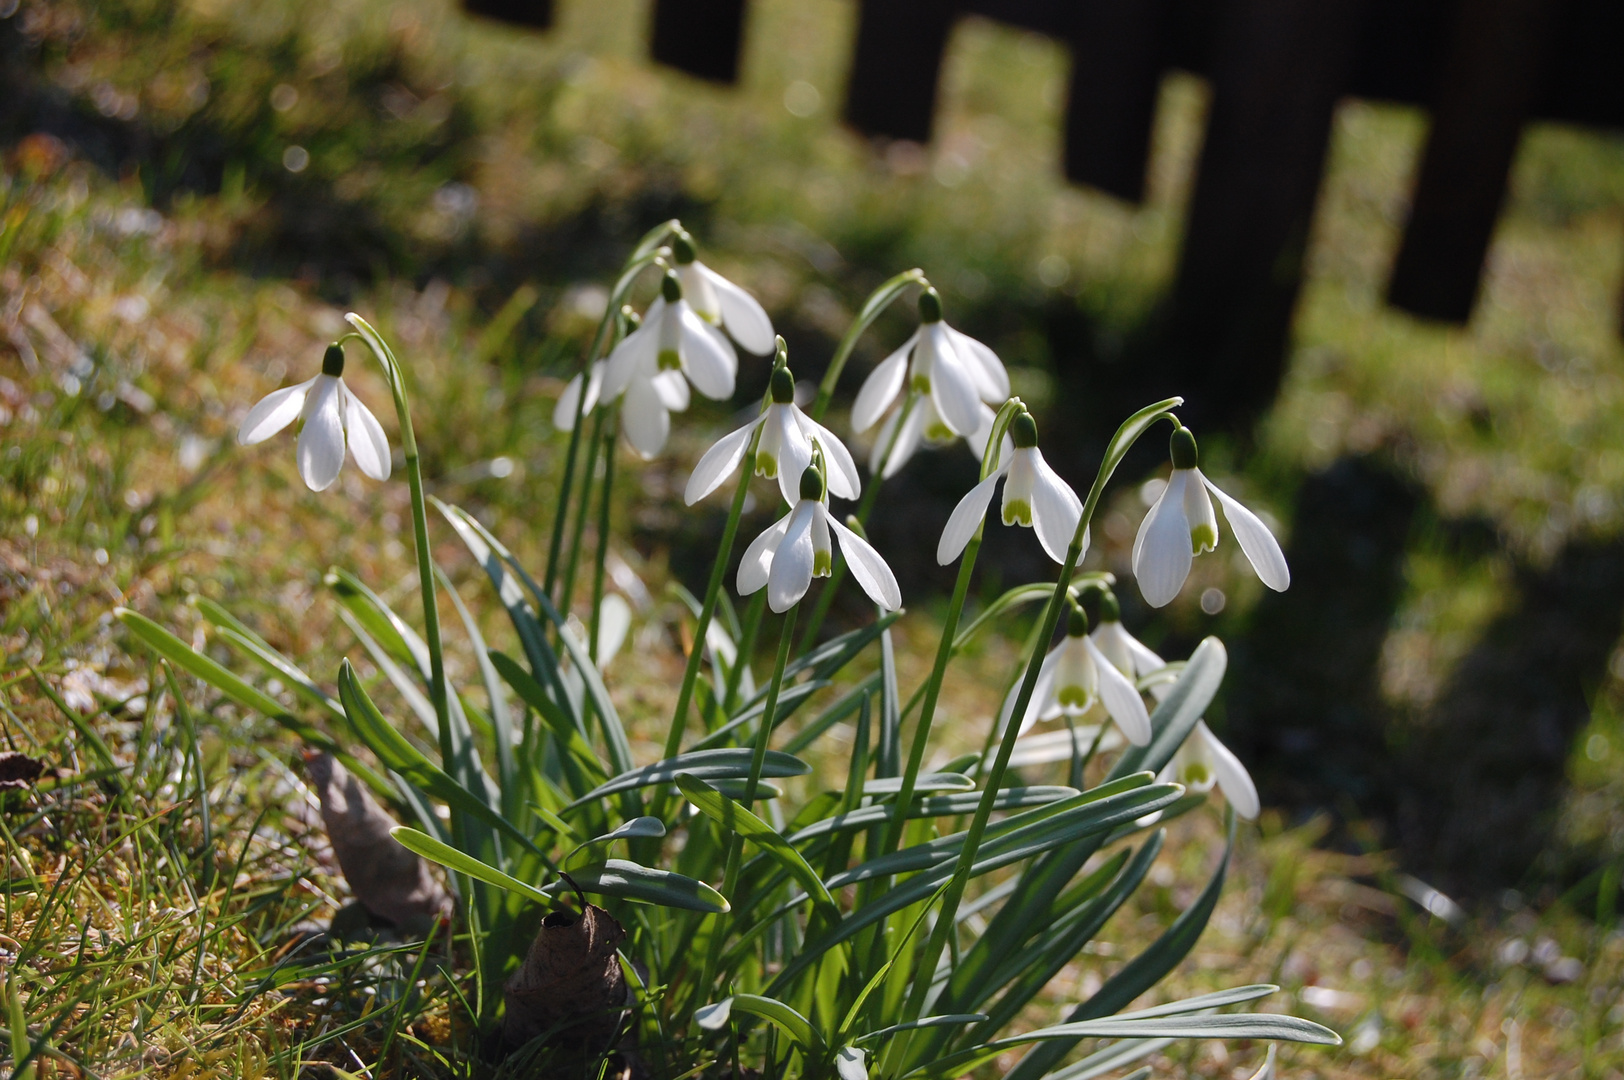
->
[465,0,1624,421]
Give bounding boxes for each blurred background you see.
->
[6,0,1624,1070]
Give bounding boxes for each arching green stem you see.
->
[893,396,1184,1055]
[808,269,927,423]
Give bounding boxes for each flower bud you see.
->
[322,343,346,377]
[799,464,825,502]
[1011,411,1039,449]
[917,286,942,324]
[1096,588,1121,623]
[671,230,697,265]
[1066,602,1089,637]
[770,366,796,404]
[1170,426,1199,470]
[661,270,683,304]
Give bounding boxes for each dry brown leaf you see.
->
[0,751,45,791]
[502,891,629,1059]
[304,751,452,934]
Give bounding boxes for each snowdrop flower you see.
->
[552,359,605,432]
[1003,604,1150,744]
[671,230,775,356]
[938,411,1085,565]
[685,364,861,506]
[737,465,900,613]
[237,343,390,492]
[1159,720,1260,821]
[868,394,1008,480]
[1133,426,1290,608]
[1088,589,1168,687]
[851,288,1009,441]
[602,272,738,458]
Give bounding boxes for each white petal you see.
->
[295,375,347,491]
[768,501,818,612]
[1029,450,1085,564]
[601,319,658,400]
[829,512,901,611]
[1126,636,1167,678]
[937,469,1004,565]
[679,307,738,400]
[799,414,862,501]
[851,333,914,433]
[948,326,1010,401]
[654,369,691,411]
[621,375,671,459]
[1090,621,1136,678]
[1133,471,1194,608]
[923,325,984,437]
[341,383,392,481]
[774,408,815,508]
[595,593,632,669]
[835,1045,869,1080]
[237,377,315,445]
[871,400,927,479]
[1086,637,1151,746]
[552,361,604,432]
[737,513,792,596]
[1206,478,1291,592]
[685,418,760,505]
[1198,721,1260,820]
[702,263,775,355]
[1004,645,1061,737]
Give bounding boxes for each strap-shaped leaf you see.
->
[1109,636,1226,781]
[787,787,1077,844]
[530,584,635,775]
[490,651,608,783]
[689,679,830,751]
[763,780,1183,994]
[853,1015,987,1045]
[193,598,344,723]
[565,748,811,811]
[1002,812,1240,1080]
[337,661,542,857]
[675,774,841,924]
[326,567,431,678]
[784,674,881,756]
[567,859,729,913]
[392,825,552,905]
[710,994,823,1055]
[861,772,974,795]
[439,565,518,798]
[1041,1037,1172,1080]
[115,608,393,800]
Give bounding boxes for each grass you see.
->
[4,0,1624,1075]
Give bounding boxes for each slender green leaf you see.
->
[490,651,608,782]
[566,859,729,913]
[337,661,542,856]
[676,774,841,923]
[787,787,1077,844]
[565,749,811,811]
[392,826,552,906]
[854,1015,987,1045]
[725,994,823,1055]
[326,567,430,677]
[193,597,344,723]
[690,679,830,751]
[862,772,973,795]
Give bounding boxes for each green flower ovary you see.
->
[1002,499,1032,527]
[1190,522,1217,553]
[1056,684,1091,711]
[657,349,682,372]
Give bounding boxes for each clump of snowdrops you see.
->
[119,222,1337,1078]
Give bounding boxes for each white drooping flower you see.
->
[1159,720,1260,821]
[601,272,739,458]
[685,365,861,507]
[851,287,1008,442]
[671,230,775,357]
[1003,604,1150,744]
[237,343,391,492]
[553,359,605,432]
[737,466,901,614]
[1132,426,1290,608]
[1088,590,1169,688]
[938,411,1085,566]
[868,394,1008,480]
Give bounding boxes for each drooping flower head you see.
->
[852,287,1009,444]
[601,271,738,458]
[737,463,900,613]
[1160,720,1260,821]
[938,409,1086,566]
[671,229,776,357]
[1132,425,1291,608]
[1003,601,1150,744]
[1087,588,1167,687]
[237,342,391,492]
[685,361,861,507]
